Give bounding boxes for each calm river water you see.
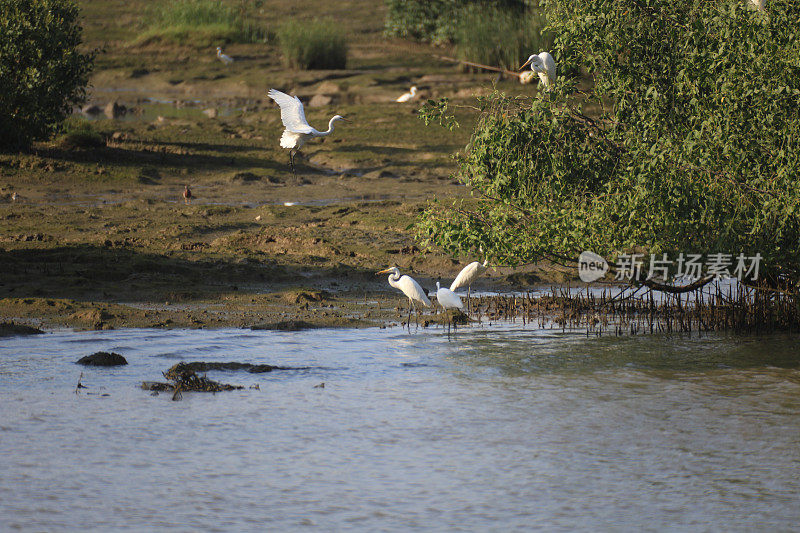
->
[1,325,799,531]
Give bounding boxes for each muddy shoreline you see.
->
[0,0,571,331]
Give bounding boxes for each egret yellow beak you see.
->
[376,268,392,275]
[519,58,532,71]
[341,117,351,123]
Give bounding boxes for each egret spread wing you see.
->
[267,89,313,134]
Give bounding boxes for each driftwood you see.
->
[435,55,523,78]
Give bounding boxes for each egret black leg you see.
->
[289,150,298,181]
[467,285,471,315]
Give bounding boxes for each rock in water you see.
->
[104,101,126,119]
[76,351,128,366]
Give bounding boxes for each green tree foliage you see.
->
[417,0,800,286]
[0,0,95,149]
[385,0,528,43]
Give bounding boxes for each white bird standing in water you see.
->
[395,86,418,103]
[378,267,431,326]
[267,88,348,180]
[450,258,489,314]
[436,281,464,331]
[216,47,234,65]
[520,52,556,89]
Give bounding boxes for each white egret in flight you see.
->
[396,86,418,103]
[377,267,431,326]
[520,52,556,89]
[216,47,234,65]
[450,258,489,314]
[267,88,348,180]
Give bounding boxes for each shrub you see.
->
[0,0,95,150]
[137,0,269,46]
[384,0,527,44]
[455,7,551,70]
[417,0,800,287]
[277,19,347,70]
[56,116,104,150]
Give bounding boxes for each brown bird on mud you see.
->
[183,185,192,205]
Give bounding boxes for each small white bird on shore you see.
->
[216,47,234,65]
[267,88,348,180]
[451,258,489,314]
[11,192,18,202]
[396,86,418,103]
[378,267,430,326]
[520,52,556,89]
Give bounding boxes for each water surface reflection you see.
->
[1,326,798,530]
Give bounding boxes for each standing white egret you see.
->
[520,52,556,89]
[267,88,348,180]
[377,267,431,326]
[436,281,464,311]
[216,47,234,65]
[436,281,464,331]
[395,86,418,103]
[450,258,489,314]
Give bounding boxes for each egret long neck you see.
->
[320,117,339,136]
[388,273,401,289]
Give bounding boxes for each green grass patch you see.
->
[277,19,347,70]
[455,7,552,70]
[134,0,269,46]
[56,117,105,150]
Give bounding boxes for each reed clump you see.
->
[136,0,269,46]
[277,19,347,70]
[56,117,104,150]
[455,7,551,71]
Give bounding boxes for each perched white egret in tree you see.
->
[748,0,766,11]
[378,267,431,325]
[396,86,418,103]
[216,47,234,65]
[520,52,556,89]
[267,88,348,180]
[450,258,489,314]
